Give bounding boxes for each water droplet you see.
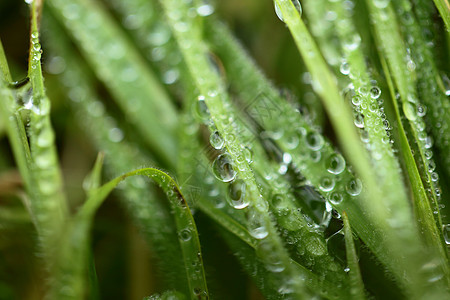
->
[340,61,350,75]
[443,225,450,245]
[352,95,362,106]
[108,128,124,143]
[354,113,365,128]
[248,212,269,239]
[346,178,362,196]
[162,69,179,85]
[212,154,236,182]
[306,131,324,151]
[179,228,192,241]
[403,102,417,121]
[373,0,390,9]
[320,177,335,192]
[417,104,426,117]
[210,130,224,149]
[36,127,55,148]
[329,192,343,205]
[283,152,292,164]
[197,3,214,16]
[227,179,249,209]
[370,86,381,99]
[430,172,439,182]
[274,0,302,22]
[193,95,210,122]
[343,34,361,52]
[327,153,346,175]
[243,147,253,164]
[256,240,285,272]
[284,135,299,149]
[46,56,66,74]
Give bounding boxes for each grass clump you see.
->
[0,0,449,299]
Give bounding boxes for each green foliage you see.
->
[0,0,449,299]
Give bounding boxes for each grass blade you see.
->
[46,0,178,167]
[51,167,209,299]
[342,212,366,300]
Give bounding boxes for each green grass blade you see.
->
[342,212,366,300]
[42,12,190,291]
[366,0,450,286]
[52,167,209,299]
[45,0,178,168]
[159,0,315,297]
[433,0,450,31]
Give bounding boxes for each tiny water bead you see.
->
[327,153,346,175]
[256,240,285,273]
[443,224,450,245]
[352,95,362,106]
[370,86,381,99]
[274,0,302,22]
[373,0,391,9]
[403,101,417,121]
[209,130,224,150]
[320,177,335,192]
[340,61,350,75]
[329,192,343,205]
[196,3,214,17]
[179,228,192,241]
[248,212,269,239]
[354,113,364,128]
[212,153,236,182]
[193,95,210,122]
[306,131,324,151]
[227,179,249,209]
[346,178,362,196]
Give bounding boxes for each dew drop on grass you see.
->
[443,225,450,245]
[370,86,381,99]
[243,147,253,164]
[373,0,390,9]
[108,128,124,143]
[346,178,362,196]
[340,60,350,75]
[327,153,346,175]
[248,211,269,239]
[306,131,324,151]
[354,113,364,128]
[212,154,236,182]
[256,240,285,272]
[274,0,302,22]
[36,127,55,148]
[193,95,210,122]
[197,3,214,17]
[320,177,335,192]
[403,101,417,121]
[179,228,192,241]
[227,179,249,209]
[352,95,362,106]
[209,130,224,149]
[329,192,343,205]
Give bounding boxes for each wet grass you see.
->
[0,0,449,299]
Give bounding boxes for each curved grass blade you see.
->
[50,167,209,300]
[271,1,441,297]
[433,0,450,32]
[1,1,69,261]
[342,212,366,300]
[366,0,450,288]
[42,13,190,292]
[159,0,314,297]
[45,0,178,168]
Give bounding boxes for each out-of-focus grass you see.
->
[0,0,449,299]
